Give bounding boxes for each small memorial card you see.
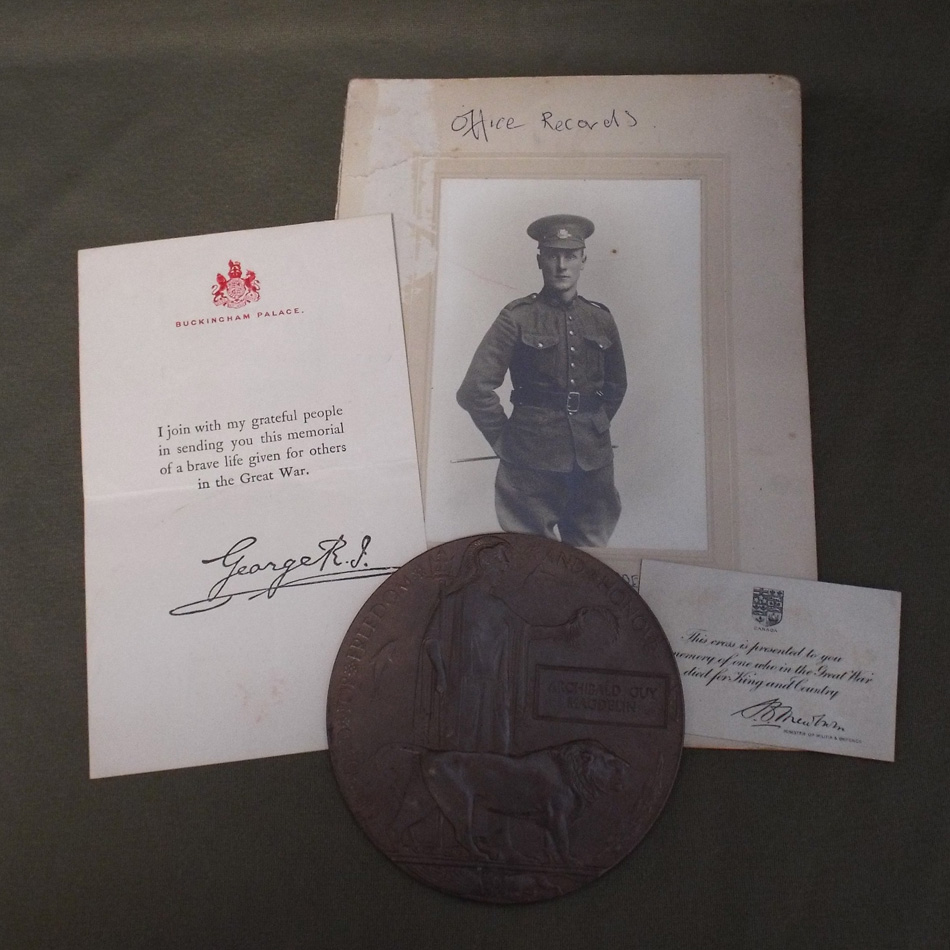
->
[639,560,901,760]
[79,216,426,777]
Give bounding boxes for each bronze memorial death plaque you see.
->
[327,534,684,903]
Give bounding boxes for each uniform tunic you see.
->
[457,287,627,546]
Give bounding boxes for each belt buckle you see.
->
[566,391,580,413]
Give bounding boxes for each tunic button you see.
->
[537,343,543,347]
[569,330,574,335]
[570,379,575,385]
[570,346,576,352]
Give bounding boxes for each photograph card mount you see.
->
[337,75,815,583]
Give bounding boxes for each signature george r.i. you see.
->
[168,534,395,616]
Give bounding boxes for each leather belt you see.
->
[511,387,603,414]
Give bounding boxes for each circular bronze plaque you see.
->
[327,534,683,903]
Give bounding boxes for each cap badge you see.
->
[556,228,571,240]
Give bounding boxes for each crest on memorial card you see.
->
[212,260,261,308]
[752,587,784,627]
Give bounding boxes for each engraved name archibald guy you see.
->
[536,667,669,727]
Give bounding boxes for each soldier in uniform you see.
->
[457,214,627,547]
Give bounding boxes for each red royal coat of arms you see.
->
[212,260,261,308]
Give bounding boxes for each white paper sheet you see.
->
[639,560,901,760]
[80,216,426,777]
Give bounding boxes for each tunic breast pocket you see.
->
[581,331,612,382]
[518,330,561,382]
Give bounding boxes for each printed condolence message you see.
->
[155,405,347,489]
[79,216,426,778]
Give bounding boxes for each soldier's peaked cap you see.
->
[527,214,594,249]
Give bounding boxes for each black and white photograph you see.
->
[425,176,708,553]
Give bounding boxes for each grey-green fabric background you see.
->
[2,3,947,947]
